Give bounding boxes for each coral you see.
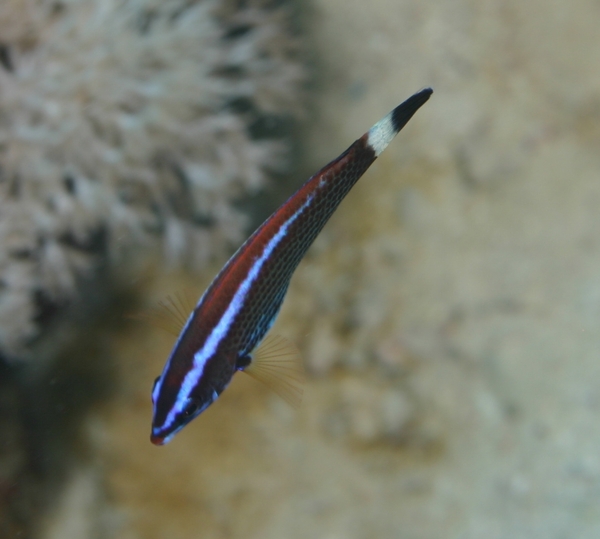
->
[0,0,304,362]
[0,1,304,536]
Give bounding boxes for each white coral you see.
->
[0,0,304,361]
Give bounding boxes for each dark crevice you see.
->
[58,226,107,254]
[247,113,291,139]
[212,65,245,79]
[192,212,215,228]
[136,9,158,34]
[224,96,256,115]
[0,43,14,72]
[8,247,35,261]
[223,24,253,40]
[63,174,76,195]
[32,289,62,327]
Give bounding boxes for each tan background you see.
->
[44,0,600,537]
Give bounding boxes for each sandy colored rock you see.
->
[47,0,600,538]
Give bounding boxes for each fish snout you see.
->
[150,433,165,445]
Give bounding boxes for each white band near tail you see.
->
[367,113,397,157]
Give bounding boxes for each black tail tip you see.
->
[391,87,433,133]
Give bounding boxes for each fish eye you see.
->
[182,399,199,418]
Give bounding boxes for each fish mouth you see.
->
[150,425,179,446]
[150,432,166,445]
[150,426,172,445]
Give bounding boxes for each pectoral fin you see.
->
[243,334,305,409]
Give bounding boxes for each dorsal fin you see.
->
[128,290,197,337]
[243,334,305,409]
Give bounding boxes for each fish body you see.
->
[150,88,432,445]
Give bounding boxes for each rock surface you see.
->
[46,0,600,538]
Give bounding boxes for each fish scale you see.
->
[150,88,432,445]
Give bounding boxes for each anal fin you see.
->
[243,334,305,409]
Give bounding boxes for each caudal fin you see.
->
[367,88,433,157]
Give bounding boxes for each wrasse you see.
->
[150,88,432,445]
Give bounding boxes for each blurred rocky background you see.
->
[0,0,303,536]
[2,0,600,538]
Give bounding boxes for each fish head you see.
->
[149,347,234,445]
[150,387,211,446]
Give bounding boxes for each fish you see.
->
[150,88,432,445]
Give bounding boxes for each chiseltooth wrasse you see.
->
[150,88,433,445]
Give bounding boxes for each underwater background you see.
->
[1,0,600,538]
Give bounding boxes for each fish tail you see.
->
[367,88,432,157]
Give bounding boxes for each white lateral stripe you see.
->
[151,308,195,408]
[367,112,396,157]
[158,194,314,431]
